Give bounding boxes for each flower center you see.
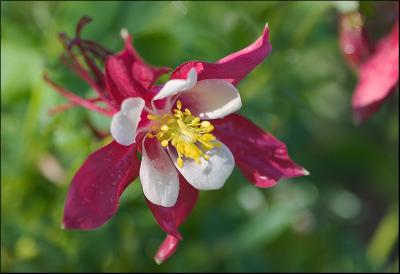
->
[147,100,219,168]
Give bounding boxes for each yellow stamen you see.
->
[161,125,169,132]
[201,121,210,127]
[147,114,159,120]
[147,101,219,167]
[176,100,182,110]
[161,140,169,147]
[177,157,184,168]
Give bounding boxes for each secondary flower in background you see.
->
[338,3,399,124]
[45,17,308,264]
[351,20,399,124]
[338,11,371,70]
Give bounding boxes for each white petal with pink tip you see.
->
[140,140,180,207]
[168,142,235,190]
[110,97,145,146]
[179,79,242,119]
[153,68,197,101]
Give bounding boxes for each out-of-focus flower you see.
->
[338,3,399,124]
[46,17,308,264]
[339,11,372,69]
[351,21,399,123]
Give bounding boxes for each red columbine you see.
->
[339,6,399,124]
[46,17,308,264]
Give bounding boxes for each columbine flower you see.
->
[338,6,399,124]
[46,17,308,264]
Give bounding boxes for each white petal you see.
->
[153,68,197,101]
[110,97,145,146]
[179,79,242,119]
[140,140,179,207]
[170,142,235,190]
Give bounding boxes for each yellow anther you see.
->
[201,121,210,127]
[177,157,184,168]
[191,117,200,124]
[156,131,164,139]
[161,140,169,147]
[200,133,216,141]
[161,125,169,132]
[176,100,182,110]
[147,133,155,138]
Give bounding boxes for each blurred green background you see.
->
[1,1,398,272]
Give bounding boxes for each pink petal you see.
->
[338,12,371,70]
[63,141,139,229]
[145,176,199,263]
[170,24,271,85]
[213,114,308,188]
[352,21,399,123]
[154,235,179,265]
[104,32,169,107]
[119,31,170,90]
[145,175,198,238]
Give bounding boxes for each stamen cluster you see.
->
[147,100,219,167]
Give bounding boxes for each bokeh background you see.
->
[1,1,398,272]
